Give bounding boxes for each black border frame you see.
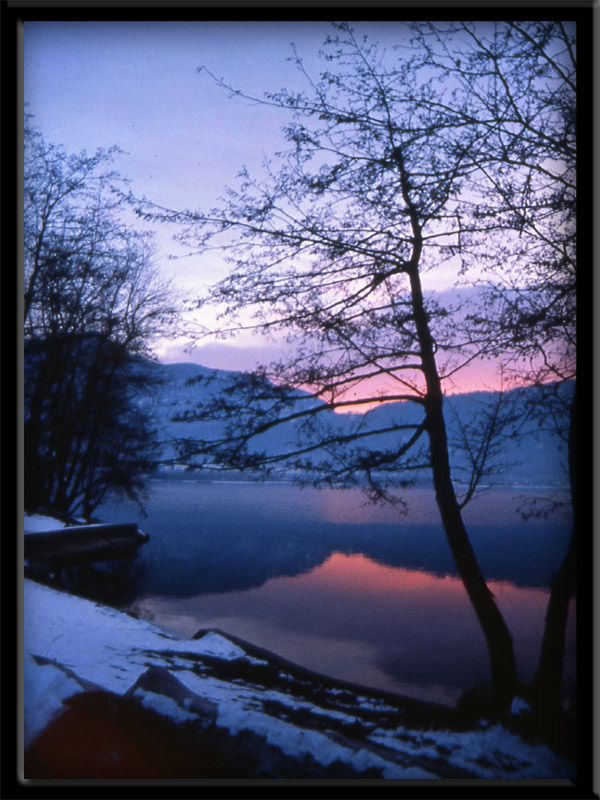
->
[3,2,596,797]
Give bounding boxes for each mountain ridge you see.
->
[140,360,572,490]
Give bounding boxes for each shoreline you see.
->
[23,577,577,779]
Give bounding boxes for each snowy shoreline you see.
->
[23,576,576,780]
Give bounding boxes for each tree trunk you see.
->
[393,147,518,711]
[425,395,519,711]
[532,381,577,715]
[408,267,519,712]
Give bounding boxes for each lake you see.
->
[93,480,575,708]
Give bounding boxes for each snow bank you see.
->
[24,514,68,534]
[197,631,252,661]
[23,579,575,779]
[25,579,219,695]
[23,654,86,749]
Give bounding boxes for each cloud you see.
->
[156,340,290,372]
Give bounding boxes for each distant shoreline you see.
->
[148,470,571,493]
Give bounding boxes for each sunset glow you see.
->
[325,358,543,413]
[302,552,465,596]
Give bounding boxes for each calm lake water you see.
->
[95,480,575,707]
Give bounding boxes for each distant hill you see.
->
[138,361,572,491]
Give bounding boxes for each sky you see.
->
[24,22,396,366]
[24,20,521,396]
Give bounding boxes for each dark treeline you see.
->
[24,118,179,518]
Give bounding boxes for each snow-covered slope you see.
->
[24,579,574,779]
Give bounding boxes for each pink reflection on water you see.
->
[135,552,575,707]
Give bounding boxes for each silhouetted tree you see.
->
[406,21,578,720]
[130,21,580,715]
[24,120,178,518]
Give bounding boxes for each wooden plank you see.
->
[24,523,149,566]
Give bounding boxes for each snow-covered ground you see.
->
[24,513,69,534]
[23,577,575,780]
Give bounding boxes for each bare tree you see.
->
[24,120,179,518]
[405,21,578,719]
[130,22,578,715]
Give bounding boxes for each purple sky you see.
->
[24,21,512,392]
[25,21,327,204]
[25,21,419,372]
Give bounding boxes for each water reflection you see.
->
[128,551,575,707]
[96,482,572,598]
[91,482,575,705]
